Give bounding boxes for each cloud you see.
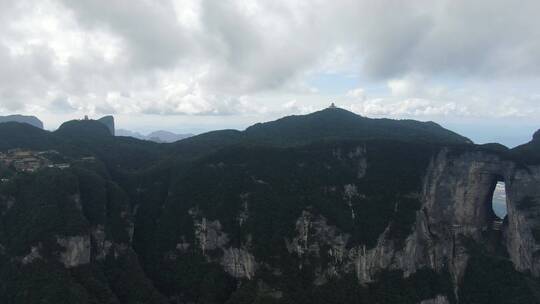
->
[351,98,468,118]
[346,88,366,101]
[0,0,539,123]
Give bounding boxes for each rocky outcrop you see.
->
[285,147,540,297]
[504,166,540,275]
[192,217,229,253]
[91,225,112,260]
[186,207,258,279]
[419,295,450,304]
[221,247,256,279]
[411,149,540,284]
[56,235,91,268]
[360,148,540,291]
[21,245,42,265]
[97,115,115,136]
[406,150,510,286]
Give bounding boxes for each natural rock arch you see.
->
[412,148,540,287]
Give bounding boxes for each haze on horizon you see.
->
[0,1,539,147]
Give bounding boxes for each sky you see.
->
[0,0,539,147]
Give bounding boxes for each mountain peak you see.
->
[245,107,470,145]
[533,129,540,141]
[55,119,113,139]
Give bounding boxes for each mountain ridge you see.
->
[0,115,44,129]
[243,107,472,145]
[116,129,193,143]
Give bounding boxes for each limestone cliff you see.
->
[97,115,115,136]
[282,146,540,299]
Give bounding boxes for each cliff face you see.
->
[414,149,540,281]
[346,148,540,297]
[505,165,540,275]
[97,115,115,136]
[259,146,540,302]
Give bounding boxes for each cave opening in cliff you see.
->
[491,181,508,220]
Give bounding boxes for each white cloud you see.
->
[0,0,539,126]
[351,98,467,117]
[346,88,366,101]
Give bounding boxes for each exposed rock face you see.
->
[91,225,112,260]
[365,148,540,289]
[187,207,258,279]
[504,166,540,275]
[284,148,540,296]
[56,235,91,268]
[97,115,115,136]
[221,247,256,279]
[411,149,540,284]
[193,217,229,253]
[419,295,450,304]
[287,210,355,284]
[408,150,512,285]
[343,184,359,219]
[21,245,42,265]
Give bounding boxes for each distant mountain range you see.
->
[0,114,191,142]
[116,128,193,143]
[0,115,43,129]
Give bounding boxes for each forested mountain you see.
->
[0,109,539,304]
[0,115,44,129]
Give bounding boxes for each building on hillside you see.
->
[53,163,70,170]
[0,149,66,172]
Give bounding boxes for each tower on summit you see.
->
[328,102,337,109]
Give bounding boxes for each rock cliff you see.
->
[97,115,115,135]
[278,146,540,300]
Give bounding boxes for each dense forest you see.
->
[0,108,539,304]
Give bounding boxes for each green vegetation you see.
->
[511,130,540,165]
[460,254,540,303]
[244,108,471,146]
[0,110,538,303]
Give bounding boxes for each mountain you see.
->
[116,129,193,143]
[243,108,472,146]
[0,109,539,304]
[56,119,113,140]
[146,130,193,143]
[116,128,145,139]
[0,115,43,129]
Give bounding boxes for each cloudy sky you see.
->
[0,0,539,146]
